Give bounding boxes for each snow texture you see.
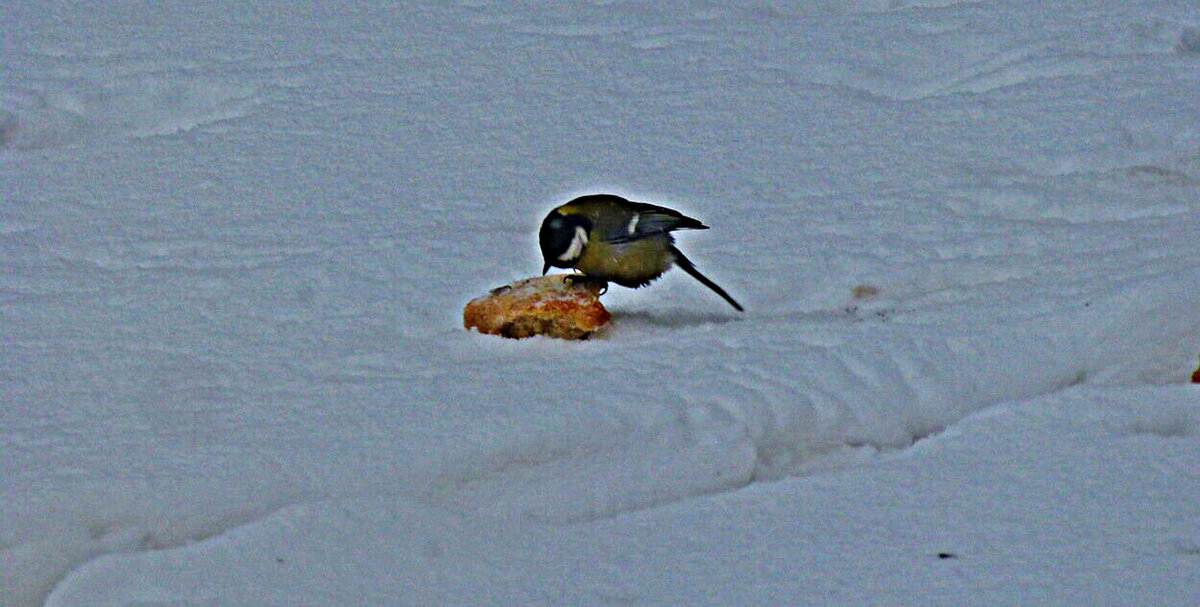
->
[4,1,1200,605]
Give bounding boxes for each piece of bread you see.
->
[464,274,611,339]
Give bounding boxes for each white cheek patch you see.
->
[557,225,588,262]
[627,214,640,235]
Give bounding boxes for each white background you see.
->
[4,1,1199,605]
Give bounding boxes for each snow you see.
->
[4,1,1199,605]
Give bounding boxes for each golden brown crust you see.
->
[463,274,611,339]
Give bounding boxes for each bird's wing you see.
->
[601,201,709,243]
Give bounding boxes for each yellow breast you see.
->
[575,235,674,288]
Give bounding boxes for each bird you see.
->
[538,194,744,311]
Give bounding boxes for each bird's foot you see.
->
[564,274,608,295]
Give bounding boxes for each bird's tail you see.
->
[669,246,744,312]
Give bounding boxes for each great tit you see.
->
[539,194,744,311]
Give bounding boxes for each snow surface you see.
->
[4,1,1200,605]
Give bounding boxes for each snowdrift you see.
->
[4,1,1199,605]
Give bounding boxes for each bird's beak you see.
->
[541,262,551,275]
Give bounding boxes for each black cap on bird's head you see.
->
[539,209,591,274]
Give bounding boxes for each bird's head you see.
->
[539,208,591,274]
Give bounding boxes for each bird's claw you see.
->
[564,274,608,295]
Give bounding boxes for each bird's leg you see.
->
[564,274,608,295]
